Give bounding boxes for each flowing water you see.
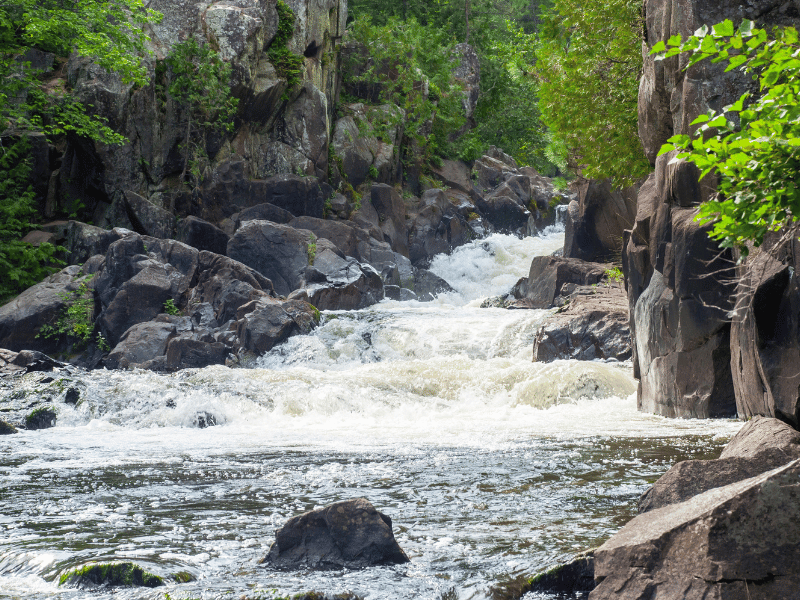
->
[0,229,742,600]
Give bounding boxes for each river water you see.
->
[0,229,741,600]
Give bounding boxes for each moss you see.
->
[309,304,321,322]
[268,0,304,93]
[171,570,196,583]
[58,562,164,588]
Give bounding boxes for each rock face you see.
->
[264,498,410,570]
[591,458,800,600]
[625,0,800,419]
[514,256,609,310]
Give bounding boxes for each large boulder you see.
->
[408,189,471,266]
[175,216,229,256]
[264,498,409,570]
[369,184,409,257]
[533,284,631,362]
[591,459,800,600]
[298,248,384,311]
[516,256,608,310]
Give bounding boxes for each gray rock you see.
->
[265,498,410,570]
[517,256,608,309]
[591,459,800,600]
[176,216,229,256]
[302,249,384,311]
[370,184,409,257]
[235,298,304,354]
[165,338,227,371]
[413,269,454,302]
[105,321,177,370]
[236,202,294,227]
[721,415,800,459]
[122,191,175,239]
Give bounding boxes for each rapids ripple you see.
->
[0,230,741,599]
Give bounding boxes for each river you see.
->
[0,228,741,599]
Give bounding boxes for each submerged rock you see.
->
[0,420,17,435]
[264,498,409,570]
[59,562,164,588]
[25,407,57,430]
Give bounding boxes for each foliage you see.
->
[37,278,95,347]
[268,0,304,93]
[0,0,160,141]
[0,137,63,302]
[58,562,163,588]
[604,266,624,283]
[655,20,800,256]
[163,298,180,316]
[343,17,466,163]
[307,233,317,265]
[165,37,238,188]
[534,0,650,185]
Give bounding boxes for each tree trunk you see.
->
[465,0,470,44]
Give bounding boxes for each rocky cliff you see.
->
[623,0,800,419]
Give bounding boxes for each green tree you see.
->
[165,37,238,188]
[656,20,800,256]
[534,0,650,186]
[0,0,160,302]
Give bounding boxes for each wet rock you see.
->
[413,269,454,302]
[591,459,800,600]
[384,286,418,301]
[58,562,164,588]
[289,216,362,260]
[264,498,410,570]
[533,284,631,362]
[0,420,18,435]
[528,551,595,597]
[236,298,305,354]
[300,249,384,311]
[175,216,229,255]
[408,189,471,265]
[193,411,217,429]
[474,193,530,235]
[25,407,57,430]
[64,387,80,405]
[370,184,409,257]
[10,350,66,373]
[165,338,227,371]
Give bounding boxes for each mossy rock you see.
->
[171,570,196,583]
[0,420,18,435]
[58,562,164,588]
[25,407,56,430]
[490,550,595,600]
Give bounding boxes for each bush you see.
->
[656,20,800,256]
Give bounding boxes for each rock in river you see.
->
[264,498,410,570]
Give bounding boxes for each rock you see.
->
[408,189,472,265]
[236,298,310,354]
[369,184,409,257]
[58,562,164,588]
[264,498,410,570]
[0,420,18,435]
[517,256,608,309]
[413,269,454,302]
[0,265,90,353]
[228,220,317,296]
[431,159,475,196]
[25,407,57,430]
[301,249,384,310]
[7,350,66,373]
[64,387,80,404]
[104,321,177,370]
[528,551,595,597]
[176,216,229,255]
[722,415,800,459]
[236,202,295,227]
[193,411,216,428]
[451,43,480,122]
[591,459,800,600]
[533,284,631,362]
[289,216,362,260]
[120,191,175,239]
[474,189,530,235]
[384,286,418,301]
[165,338,228,371]
[563,179,639,262]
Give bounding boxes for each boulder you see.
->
[638,417,800,513]
[413,269,455,302]
[300,249,384,311]
[264,498,410,570]
[227,220,317,296]
[289,216,361,260]
[431,160,475,196]
[236,202,295,227]
[591,459,800,600]
[175,216,229,255]
[474,192,530,235]
[408,189,472,266]
[0,265,90,353]
[165,337,228,371]
[121,191,175,239]
[533,284,631,362]
[104,321,177,370]
[236,298,312,354]
[59,562,163,589]
[517,256,608,310]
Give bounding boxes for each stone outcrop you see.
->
[513,256,609,310]
[533,284,631,363]
[264,498,409,570]
[621,0,800,418]
[593,417,800,599]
